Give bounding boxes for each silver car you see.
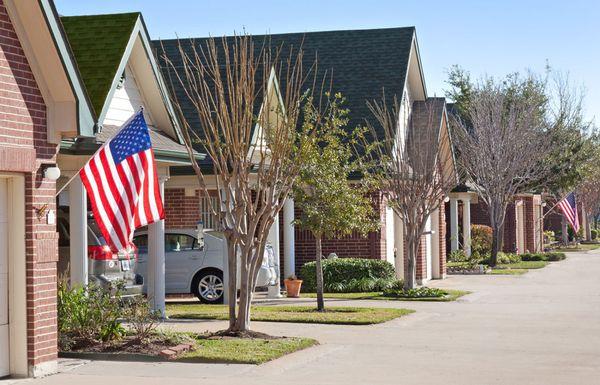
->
[133,229,277,304]
[57,209,143,297]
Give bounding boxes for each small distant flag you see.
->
[80,110,164,252]
[557,192,579,233]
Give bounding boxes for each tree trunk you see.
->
[490,225,501,267]
[226,240,237,330]
[561,215,568,245]
[403,234,417,290]
[585,213,592,241]
[315,235,325,312]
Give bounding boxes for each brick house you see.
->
[157,27,456,284]
[0,0,96,377]
[446,187,545,256]
[55,13,194,316]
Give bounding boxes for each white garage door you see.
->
[0,179,9,377]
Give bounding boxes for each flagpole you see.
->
[54,107,145,197]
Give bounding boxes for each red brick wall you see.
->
[294,192,387,274]
[0,1,59,369]
[164,188,201,229]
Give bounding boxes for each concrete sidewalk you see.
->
[13,250,600,385]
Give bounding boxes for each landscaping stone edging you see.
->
[447,265,491,275]
[59,343,194,362]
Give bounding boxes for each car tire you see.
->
[192,269,224,304]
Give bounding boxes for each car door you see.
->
[165,233,205,292]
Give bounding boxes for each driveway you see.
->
[15,250,600,385]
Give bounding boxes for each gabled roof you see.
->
[60,12,139,118]
[60,12,184,144]
[155,27,418,139]
[408,97,458,182]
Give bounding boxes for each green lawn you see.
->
[553,243,600,252]
[494,261,548,269]
[301,289,469,302]
[487,260,547,275]
[488,269,528,275]
[179,336,317,364]
[167,304,414,325]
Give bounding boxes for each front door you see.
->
[0,179,10,377]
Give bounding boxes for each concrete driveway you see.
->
[16,250,600,385]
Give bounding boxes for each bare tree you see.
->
[368,97,457,289]
[452,77,554,266]
[160,35,313,334]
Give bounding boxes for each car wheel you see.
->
[192,269,224,304]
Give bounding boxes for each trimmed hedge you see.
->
[520,252,566,262]
[300,258,397,293]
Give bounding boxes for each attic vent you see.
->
[116,72,126,89]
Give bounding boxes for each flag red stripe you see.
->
[88,152,127,250]
[98,149,132,246]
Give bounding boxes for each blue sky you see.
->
[55,0,599,122]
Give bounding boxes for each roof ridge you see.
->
[156,26,416,42]
[60,11,141,20]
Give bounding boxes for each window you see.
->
[133,235,148,254]
[165,234,198,252]
[200,196,219,230]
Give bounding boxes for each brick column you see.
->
[438,201,447,278]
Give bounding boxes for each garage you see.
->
[0,178,8,377]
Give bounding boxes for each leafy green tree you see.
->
[293,93,379,311]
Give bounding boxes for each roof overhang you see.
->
[4,0,95,141]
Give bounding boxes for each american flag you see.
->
[557,192,579,233]
[80,110,164,252]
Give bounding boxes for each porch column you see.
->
[430,208,441,279]
[148,176,168,317]
[267,213,282,298]
[283,197,295,279]
[449,198,459,252]
[69,175,88,287]
[393,212,404,279]
[462,197,471,256]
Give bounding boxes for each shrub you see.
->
[383,287,446,298]
[122,295,161,342]
[544,230,555,244]
[300,258,396,292]
[591,229,598,240]
[57,280,125,350]
[471,225,493,256]
[448,249,469,263]
[521,252,566,262]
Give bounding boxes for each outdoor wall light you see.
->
[43,165,61,181]
[444,196,450,203]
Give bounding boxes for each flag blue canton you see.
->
[109,111,152,164]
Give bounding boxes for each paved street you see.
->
[13,250,600,385]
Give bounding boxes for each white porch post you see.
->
[148,176,168,317]
[283,198,295,279]
[267,213,281,298]
[393,212,404,279]
[431,208,441,279]
[449,198,459,252]
[69,175,88,287]
[462,197,471,256]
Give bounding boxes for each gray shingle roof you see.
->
[154,27,416,139]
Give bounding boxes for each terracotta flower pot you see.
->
[284,279,303,298]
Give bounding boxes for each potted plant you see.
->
[284,275,303,298]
